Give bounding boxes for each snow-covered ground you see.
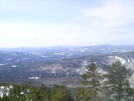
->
[54,52,65,55]
[109,56,126,64]
[80,48,88,52]
[12,65,17,67]
[114,56,126,64]
[0,86,13,98]
[28,76,39,79]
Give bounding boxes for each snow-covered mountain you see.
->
[0,45,134,87]
[1,45,134,64]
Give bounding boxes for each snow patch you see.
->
[12,65,17,67]
[114,56,126,64]
[31,52,39,55]
[127,58,130,63]
[28,77,39,79]
[80,48,88,52]
[0,86,13,98]
[76,69,80,72]
[41,56,47,58]
[54,52,65,55]
[109,56,114,58]
[97,68,107,74]
[8,58,12,60]
[51,71,56,73]
[16,59,19,62]
[0,64,7,66]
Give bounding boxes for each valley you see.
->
[0,45,134,87]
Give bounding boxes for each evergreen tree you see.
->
[76,63,101,101]
[38,83,51,101]
[103,61,134,101]
[8,83,21,101]
[51,84,73,101]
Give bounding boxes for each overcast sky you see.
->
[0,0,134,48]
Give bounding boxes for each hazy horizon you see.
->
[0,44,134,49]
[0,0,134,48]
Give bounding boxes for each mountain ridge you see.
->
[0,45,134,87]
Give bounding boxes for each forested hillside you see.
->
[0,62,134,101]
[0,50,134,87]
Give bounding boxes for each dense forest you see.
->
[0,61,134,101]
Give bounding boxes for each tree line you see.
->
[76,61,134,101]
[0,61,134,101]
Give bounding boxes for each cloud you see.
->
[50,38,63,40]
[82,0,134,33]
[33,38,40,41]
[70,38,78,40]
[110,30,128,34]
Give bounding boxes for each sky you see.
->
[0,0,134,48]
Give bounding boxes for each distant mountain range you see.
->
[1,45,134,63]
[0,45,134,87]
